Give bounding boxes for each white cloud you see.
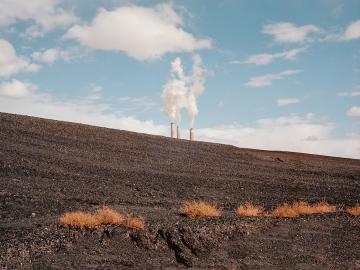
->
[237,47,306,66]
[0,79,36,98]
[245,70,301,88]
[32,48,62,64]
[263,22,320,43]
[196,114,360,159]
[347,106,360,117]
[341,20,360,41]
[0,0,78,37]
[31,47,84,64]
[323,20,360,42]
[0,39,40,77]
[337,91,360,97]
[64,3,211,60]
[277,98,301,106]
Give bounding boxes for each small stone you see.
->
[31,212,36,217]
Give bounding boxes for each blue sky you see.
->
[0,0,359,158]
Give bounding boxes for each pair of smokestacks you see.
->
[171,122,194,141]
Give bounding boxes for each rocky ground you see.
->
[0,112,359,269]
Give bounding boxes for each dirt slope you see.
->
[0,112,359,269]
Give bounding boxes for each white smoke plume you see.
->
[162,54,206,127]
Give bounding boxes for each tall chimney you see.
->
[170,122,175,138]
[177,125,180,139]
[189,128,194,141]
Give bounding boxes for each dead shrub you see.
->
[236,202,265,217]
[346,204,360,216]
[59,211,100,228]
[271,201,337,218]
[125,214,145,229]
[180,201,221,218]
[95,206,124,225]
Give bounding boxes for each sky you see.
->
[0,0,359,159]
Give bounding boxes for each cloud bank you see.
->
[196,114,360,159]
[0,82,165,135]
[0,85,358,159]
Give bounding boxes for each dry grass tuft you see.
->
[310,201,337,214]
[271,201,337,218]
[125,214,145,229]
[180,201,221,218]
[95,206,124,225]
[60,207,132,228]
[346,204,360,216]
[271,203,300,218]
[59,211,100,228]
[236,202,265,217]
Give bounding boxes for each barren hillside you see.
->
[0,112,359,269]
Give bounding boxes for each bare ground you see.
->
[0,112,359,269]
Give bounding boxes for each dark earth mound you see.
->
[0,112,359,269]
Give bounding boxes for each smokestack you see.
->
[177,125,180,139]
[170,122,175,138]
[189,128,194,141]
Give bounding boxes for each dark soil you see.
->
[0,112,359,269]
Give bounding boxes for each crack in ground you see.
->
[129,222,245,267]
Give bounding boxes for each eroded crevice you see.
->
[129,221,245,267]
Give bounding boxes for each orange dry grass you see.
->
[180,201,221,218]
[95,206,124,225]
[125,214,145,229]
[271,203,300,218]
[309,201,337,214]
[271,201,337,218]
[236,202,265,217]
[346,204,360,216]
[59,211,100,228]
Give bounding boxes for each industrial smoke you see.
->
[162,54,206,129]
